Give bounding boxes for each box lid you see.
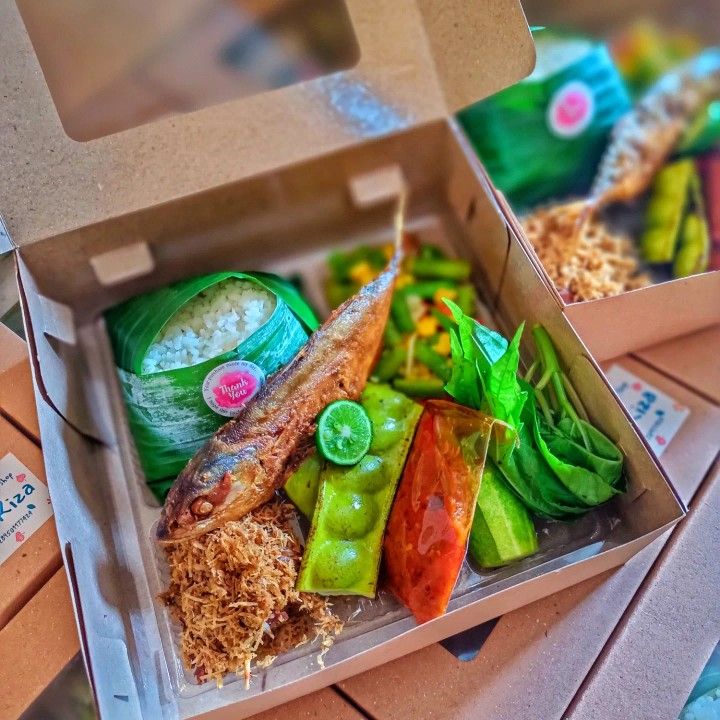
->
[0,0,534,250]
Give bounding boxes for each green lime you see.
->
[316,400,372,466]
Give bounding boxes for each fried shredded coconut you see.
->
[161,502,343,688]
[523,203,652,302]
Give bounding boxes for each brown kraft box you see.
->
[568,458,720,720]
[0,1,689,718]
[0,569,79,719]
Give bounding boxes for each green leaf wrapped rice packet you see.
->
[106,271,318,499]
[458,30,631,209]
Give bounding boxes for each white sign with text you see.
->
[0,453,53,566]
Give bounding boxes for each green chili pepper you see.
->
[410,258,471,281]
[674,212,710,278]
[456,284,476,315]
[373,346,407,382]
[414,341,451,382]
[384,317,402,346]
[641,159,695,263]
[325,279,356,310]
[401,280,457,299]
[418,244,447,261]
[327,251,352,282]
[295,384,422,597]
[430,308,455,331]
[391,293,416,333]
[392,376,446,398]
[468,461,538,569]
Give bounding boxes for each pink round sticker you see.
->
[202,360,265,417]
[547,81,595,138]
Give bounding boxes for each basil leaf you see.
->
[446,328,482,409]
[531,409,623,506]
[495,419,590,519]
[471,323,508,365]
[483,323,527,428]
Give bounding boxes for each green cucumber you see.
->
[410,258,471,281]
[373,346,407,382]
[469,462,538,569]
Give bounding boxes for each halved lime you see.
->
[316,400,372,466]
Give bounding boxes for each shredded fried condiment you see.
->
[523,203,652,302]
[161,501,343,688]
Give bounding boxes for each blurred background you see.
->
[16,0,360,141]
[524,0,718,41]
[11,1,719,719]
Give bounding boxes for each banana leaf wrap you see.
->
[106,272,317,498]
[458,31,631,209]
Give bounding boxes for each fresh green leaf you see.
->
[444,301,527,457]
[445,328,482,409]
[483,323,527,428]
[495,419,590,519]
[470,323,508,365]
[551,418,625,488]
[531,407,623,506]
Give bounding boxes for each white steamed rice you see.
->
[141,279,276,374]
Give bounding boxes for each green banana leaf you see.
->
[106,272,317,495]
[458,31,631,209]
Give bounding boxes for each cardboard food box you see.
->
[509,0,720,359]
[567,458,720,720]
[493,188,720,362]
[338,347,720,720]
[0,1,685,718]
[635,323,720,405]
[0,323,41,443]
[0,412,61,631]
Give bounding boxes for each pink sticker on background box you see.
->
[547,80,595,138]
[202,360,266,417]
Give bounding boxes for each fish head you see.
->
[156,448,247,544]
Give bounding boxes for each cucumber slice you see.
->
[469,463,538,569]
